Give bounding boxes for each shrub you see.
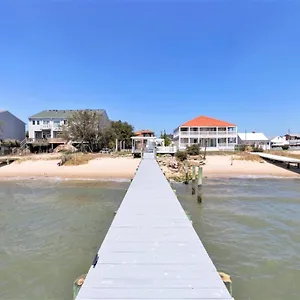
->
[186,144,200,155]
[251,147,264,152]
[175,151,188,161]
[235,144,247,152]
[282,145,289,150]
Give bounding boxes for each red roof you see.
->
[135,129,154,134]
[181,116,236,127]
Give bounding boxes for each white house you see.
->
[0,110,25,141]
[28,109,109,140]
[270,136,288,148]
[173,115,238,151]
[238,132,270,150]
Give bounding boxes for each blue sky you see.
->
[0,1,299,136]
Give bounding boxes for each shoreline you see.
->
[0,154,299,181]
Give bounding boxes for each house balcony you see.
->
[179,131,237,137]
[41,124,51,129]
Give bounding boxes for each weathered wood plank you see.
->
[76,152,232,300]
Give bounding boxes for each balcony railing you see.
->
[41,124,50,129]
[156,146,177,154]
[179,131,237,137]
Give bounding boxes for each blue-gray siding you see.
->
[76,153,232,300]
[0,111,25,141]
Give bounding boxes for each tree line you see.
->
[62,110,135,152]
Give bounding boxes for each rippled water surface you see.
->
[1,178,300,300]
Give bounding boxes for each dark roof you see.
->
[0,109,25,124]
[29,109,107,119]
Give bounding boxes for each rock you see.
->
[54,144,77,153]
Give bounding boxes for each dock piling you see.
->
[184,160,189,185]
[198,166,203,186]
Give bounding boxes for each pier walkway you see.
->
[76,153,232,300]
[255,152,300,168]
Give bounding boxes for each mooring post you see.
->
[198,166,203,186]
[192,165,196,195]
[184,160,189,185]
[197,166,203,203]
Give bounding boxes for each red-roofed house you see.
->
[173,116,238,151]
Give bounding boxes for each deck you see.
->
[76,152,232,300]
[255,152,300,167]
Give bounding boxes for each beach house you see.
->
[173,115,238,151]
[28,109,109,146]
[237,132,270,150]
[0,110,26,141]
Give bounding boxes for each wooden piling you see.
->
[198,166,203,186]
[192,165,196,181]
[197,186,202,203]
[184,160,189,185]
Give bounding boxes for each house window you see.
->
[37,121,40,125]
[64,120,67,125]
[228,137,237,144]
[32,120,35,125]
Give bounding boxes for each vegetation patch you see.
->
[233,152,264,162]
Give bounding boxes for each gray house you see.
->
[0,110,26,141]
[28,109,109,140]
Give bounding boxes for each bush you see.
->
[282,145,289,150]
[251,147,264,152]
[175,151,188,161]
[186,144,200,155]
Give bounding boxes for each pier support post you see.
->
[197,166,203,203]
[192,165,196,195]
[198,166,203,186]
[287,163,290,169]
[184,160,189,185]
[298,163,300,169]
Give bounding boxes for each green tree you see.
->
[111,120,135,149]
[160,130,172,146]
[62,110,107,152]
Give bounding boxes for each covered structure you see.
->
[238,132,270,150]
[131,136,176,157]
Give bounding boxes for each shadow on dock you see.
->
[262,158,300,176]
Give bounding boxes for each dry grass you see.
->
[233,152,264,162]
[62,153,111,166]
[15,153,62,163]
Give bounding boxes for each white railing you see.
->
[156,146,177,154]
[41,124,50,129]
[179,131,237,137]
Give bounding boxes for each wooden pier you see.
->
[76,152,232,300]
[255,152,300,168]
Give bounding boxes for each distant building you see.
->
[0,110,25,141]
[238,132,270,150]
[270,136,288,148]
[135,129,155,137]
[284,133,300,146]
[28,109,109,141]
[173,115,238,151]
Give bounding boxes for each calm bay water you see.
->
[1,178,300,299]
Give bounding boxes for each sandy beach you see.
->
[0,153,299,180]
[0,156,141,180]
